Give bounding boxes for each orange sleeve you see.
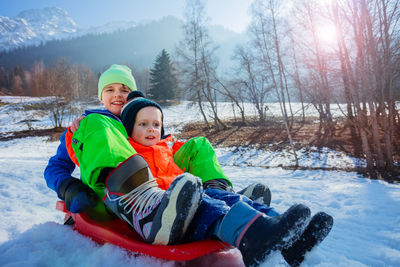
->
[65,127,79,166]
[172,140,186,155]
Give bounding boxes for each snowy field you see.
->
[0,96,350,133]
[0,96,399,267]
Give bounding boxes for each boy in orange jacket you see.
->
[119,91,333,266]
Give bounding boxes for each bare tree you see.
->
[11,75,24,95]
[290,0,338,134]
[176,0,209,126]
[329,0,400,171]
[30,61,45,97]
[74,64,97,103]
[37,59,80,128]
[249,0,298,166]
[233,45,271,123]
[214,75,248,125]
[177,0,227,130]
[289,35,307,122]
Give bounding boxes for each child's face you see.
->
[100,83,131,116]
[132,106,162,147]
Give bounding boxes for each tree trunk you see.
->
[197,91,209,128]
[367,101,385,169]
[359,124,374,170]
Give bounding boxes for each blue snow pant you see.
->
[184,188,279,242]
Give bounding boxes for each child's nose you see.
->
[114,90,123,97]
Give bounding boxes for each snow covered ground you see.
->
[0,96,399,266]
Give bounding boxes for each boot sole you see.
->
[242,204,311,267]
[281,212,334,267]
[150,173,202,245]
[280,204,312,250]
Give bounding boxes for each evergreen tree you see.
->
[148,49,178,101]
[0,67,10,90]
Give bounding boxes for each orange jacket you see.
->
[65,127,79,166]
[128,135,185,190]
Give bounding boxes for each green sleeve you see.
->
[173,137,231,186]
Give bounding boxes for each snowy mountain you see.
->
[0,7,78,51]
[0,7,139,52]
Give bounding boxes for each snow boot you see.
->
[215,202,310,267]
[237,182,272,206]
[204,179,272,206]
[103,154,202,245]
[281,212,334,267]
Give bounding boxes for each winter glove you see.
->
[58,177,99,213]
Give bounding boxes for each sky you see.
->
[1,96,400,266]
[0,0,253,33]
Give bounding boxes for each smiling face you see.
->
[100,83,131,116]
[131,106,162,147]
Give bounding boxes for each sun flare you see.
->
[316,23,338,45]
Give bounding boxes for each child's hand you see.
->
[70,115,85,133]
[59,177,98,213]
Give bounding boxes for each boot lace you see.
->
[106,179,165,214]
[203,179,234,192]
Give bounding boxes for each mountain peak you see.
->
[17,7,69,19]
[0,7,77,51]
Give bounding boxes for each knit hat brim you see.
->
[121,91,165,137]
[98,64,137,100]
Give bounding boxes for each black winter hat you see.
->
[121,91,164,137]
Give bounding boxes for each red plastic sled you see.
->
[56,201,232,261]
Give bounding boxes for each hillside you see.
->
[176,117,400,181]
[0,16,246,71]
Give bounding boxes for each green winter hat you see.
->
[98,64,137,100]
